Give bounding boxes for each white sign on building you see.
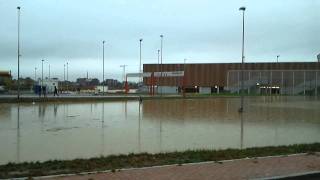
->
[154,71,184,77]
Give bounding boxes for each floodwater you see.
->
[0,97,320,165]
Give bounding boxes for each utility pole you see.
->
[139,38,143,85]
[102,41,105,95]
[17,6,21,99]
[239,6,246,113]
[157,49,160,64]
[160,35,163,96]
[41,59,44,88]
[48,64,50,79]
[66,62,69,92]
[34,67,37,82]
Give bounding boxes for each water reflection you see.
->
[0,97,319,165]
[53,104,58,117]
[138,101,141,152]
[101,102,105,156]
[240,113,243,149]
[16,104,20,163]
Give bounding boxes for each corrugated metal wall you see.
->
[143,62,320,87]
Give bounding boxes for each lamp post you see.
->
[66,62,69,92]
[239,6,246,113]
[17,6,21,99]
[41,59,44,89]
[160,35,164,96]
[157,49,160,64]
[183,59,187,96]
[34,67,37,82]
[63,64,65,92]
[157,49,160,92]
[48,64,50,79]
[102,40,105,95]
[139,39,143,85]
[277,55,280,63]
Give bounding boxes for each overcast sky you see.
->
[0,0,319,81]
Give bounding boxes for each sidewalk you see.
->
[44,153,320,180]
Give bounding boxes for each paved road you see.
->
[44,153,320,180]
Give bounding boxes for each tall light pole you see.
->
[34,67,37,82]
[157,49,160,65]
[160,35,164,96]
[63,64,65,92]
[239,6,246,113]
[48,64,51,79]
[41,59,44,88]
[102,40,105,95]
[17,6,21,99]
[66,62,69,92]
[157,49,160,91]
[277,55,280,63]
[183,58,187,96]
[139,38,143,85]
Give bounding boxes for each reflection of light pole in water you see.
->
[124,101,128,120]
[53,104,58,118]
[240,113,244,149]
[138,101,141,152]
[159,102,163,152]
[239,6,246,113]
[17,104,21,162]
[101,102,105,156]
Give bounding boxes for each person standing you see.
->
[54,86,59,96]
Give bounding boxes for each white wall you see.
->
[95,85,109,93]
[38,79,59,93]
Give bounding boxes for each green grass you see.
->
[1,143,320,178]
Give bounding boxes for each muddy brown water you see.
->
[0,96,319,165]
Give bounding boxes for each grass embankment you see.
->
[1,143,320,178]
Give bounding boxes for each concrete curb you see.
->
[255,171,320,180]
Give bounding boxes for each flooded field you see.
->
[0,96,319,165]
